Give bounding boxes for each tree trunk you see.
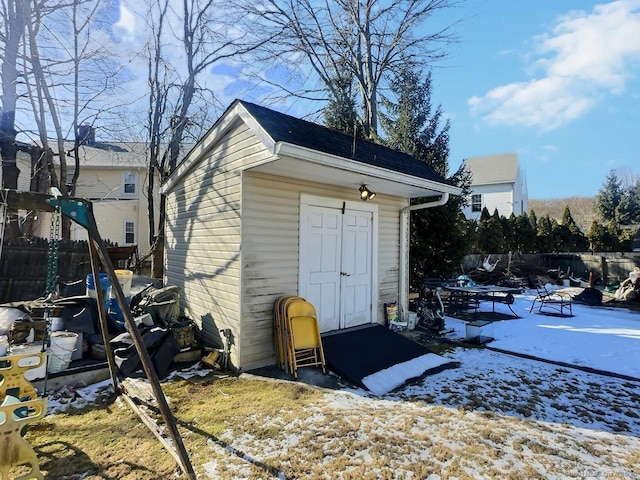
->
[1,0,23,239]
[152,233,164,279]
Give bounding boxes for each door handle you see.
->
[340,271,351,277]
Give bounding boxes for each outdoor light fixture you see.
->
[359,184,376,201]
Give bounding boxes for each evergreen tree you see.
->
[561,206,588,251]
[380,65,473,281]
[550,217,567,252]
[323,66,361,136]
[536,214,555,252]
[381,68,451,175]
[594,170,622,222]
[480,206,491,222]
[569,223,589,251]
[587,220,607,252]
[615,185,640,225]
[476,216,504,254]
[604,221,621,251]
[500,214,515,252]
[617,228,635,251]
[633,180,640,224]
[514,212,536,253]
[529,209,538,233]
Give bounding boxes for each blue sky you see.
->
[436,0,640,199]
[113,0,640,200]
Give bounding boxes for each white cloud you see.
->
[469,0,640,131]
[112,5,136,43]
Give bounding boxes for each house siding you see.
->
[463,153,528,221]
[240,170,404,370]
[513,168,528,215]
[463,183,515,219]
[74,168,142,199]
[9,156,33,192]
[164,122,273,368]
[71,199,141,244]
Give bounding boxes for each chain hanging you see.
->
[0,191,8,263]
[45,204,61,296]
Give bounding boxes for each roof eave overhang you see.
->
[162,101,276,194]
[270,142,462,198]
[162,102,462,199]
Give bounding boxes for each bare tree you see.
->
[142,0,272,277]
[7,0,125,238]
[245,0,459,137]
[0,0,26,237]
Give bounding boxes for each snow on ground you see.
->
[45,287,640,479]
[444,287,640,380]
[201,289,640,478]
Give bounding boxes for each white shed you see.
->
[161,100,461,370]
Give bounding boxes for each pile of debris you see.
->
[0,275,229,382]
[613,267,640,302]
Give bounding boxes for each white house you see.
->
[1,140,159,257]
[65,141,154,256]
[461,153,528,220]
[161,100,461,370]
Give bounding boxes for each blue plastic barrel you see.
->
[86,273,110,311]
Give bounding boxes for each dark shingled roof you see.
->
[238,100,448,184]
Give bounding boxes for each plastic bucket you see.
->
[407,312,418,330]
[48,331,78,373]
[112,269,133,298]
[49,317,64,331]
[109,269,133,321]
[86,273,110,310]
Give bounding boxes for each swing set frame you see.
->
[0,189,196,479]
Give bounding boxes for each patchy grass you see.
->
[25,396,179,479]
[18,358,640,480]
[22,375,322,479]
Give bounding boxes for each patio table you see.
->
[444,285,521,320]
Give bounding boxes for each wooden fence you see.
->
[0,238,93,303]
[463,252,640,285]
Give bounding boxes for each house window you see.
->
[123,172,136,194]
[471,194,482,212]
[124,221,135,244]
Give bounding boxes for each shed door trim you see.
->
[299,194,378,331]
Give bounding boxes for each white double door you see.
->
[299,197,377,333]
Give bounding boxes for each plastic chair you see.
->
[530,283,573,317]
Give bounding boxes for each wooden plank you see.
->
[90,233,197,480]
[120,393,185,470]
[120,378,168,409]
[2,189,56,212]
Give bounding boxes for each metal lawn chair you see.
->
[530,283,573,317]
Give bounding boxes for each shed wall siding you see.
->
[240,171,405,369]
[164,123,272,368]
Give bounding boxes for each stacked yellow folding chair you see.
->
[285,299,326,378]
[273,295,304,374]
